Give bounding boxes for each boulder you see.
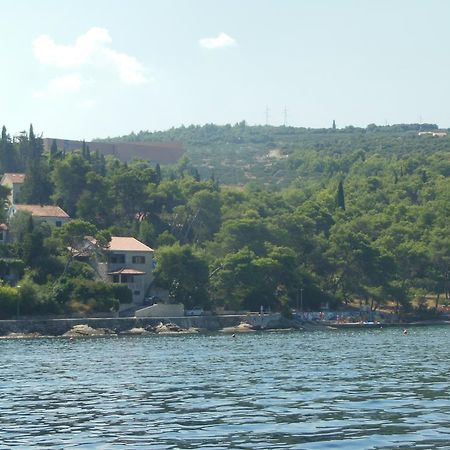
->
[124,327,151,335]
[63,324,115,337]
[153,322,199,334]
[221,321,256,333]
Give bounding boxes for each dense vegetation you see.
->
[0,122,448,318]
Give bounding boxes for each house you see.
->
[0,173,25,205]
[9,204,71,227]
[95,236,155,305]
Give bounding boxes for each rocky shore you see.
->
[0,316,447,339]
[0,315,300,339]
[0,322,205,339]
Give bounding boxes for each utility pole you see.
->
[16,285,21,320]
[300,288,304,313]
[265,106,269,125]
[283,106,287,126]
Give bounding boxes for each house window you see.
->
[112,274,133,283]
[132,255,145,264]
[0,232,3,241]
[110,254,125,264]
[121,275,134,283]
[133,290,140,296]
[55,221,62,227]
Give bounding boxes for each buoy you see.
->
[403,329,408,335]
[232,333,236,338]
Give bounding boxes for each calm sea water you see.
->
[1,327,450,449]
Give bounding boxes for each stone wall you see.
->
[135,303,184,318]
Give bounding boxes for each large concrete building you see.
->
[43,138,184,164]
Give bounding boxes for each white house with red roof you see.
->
[9,204,71,228]
[0,173,26,204]
[95,236,155,305]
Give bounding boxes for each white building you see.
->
[95,236,155,305]
[9,204,71,228]
[0,173,25,205]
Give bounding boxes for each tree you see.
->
[0,284,20,319]
[155,163,162,184]
[336,179,345,211]
[19,125,52,204]
[76,172,113,228]
[0,126,17,172]
[52,153,90,216]
[154,244,209,308]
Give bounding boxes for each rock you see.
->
[1,332,42,339]
[221,322,256,333]
[124,327,151,335]
[153,322,197,334]
[154,322,182,333]
[186,327,201,333]
[63,324,115,337]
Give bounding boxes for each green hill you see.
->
[103,122,448,188]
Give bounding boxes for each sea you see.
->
[1,326,450,449]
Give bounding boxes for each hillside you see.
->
[0,122,448,318]
[102,122,449,187]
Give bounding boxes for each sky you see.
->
[1,0,450,140]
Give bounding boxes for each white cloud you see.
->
[32,27,148,85]
[48,73,83,92]
[199,32,237,49]
[33,73,83,100]
[104,49,148,84]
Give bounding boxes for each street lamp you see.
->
[16,285,21,320]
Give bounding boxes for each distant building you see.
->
[43,138,184,164]
[418,131,448,137]
[9,204,71,228]
[0,173,26,204]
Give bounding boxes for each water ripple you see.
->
[1,327,450,448]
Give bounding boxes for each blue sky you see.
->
[1,0,450,140]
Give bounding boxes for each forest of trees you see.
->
[0,122,448,319]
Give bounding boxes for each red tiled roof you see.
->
[1,173,26,184]
[15,204,70,218]
[108,236,154,252]
[108,268,146,275]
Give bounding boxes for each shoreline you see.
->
[0,315,449,339]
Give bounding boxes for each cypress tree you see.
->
[50,139,58,159]
[81,140,87,159]
[0,126,16,172]
[155,163,161,184]
[20,125,52,204]
[336,180,345,210]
